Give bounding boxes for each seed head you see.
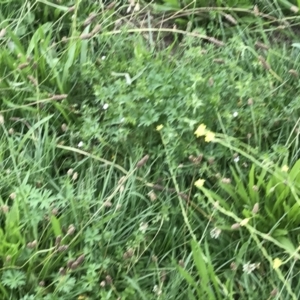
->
[291,5,299,13]
[39,281,45,287]
[213,58,225,64]
[231,223,240,230]
[105,275,113,285]
[80,33,92,40]
[224,14,237,25]
[206,36,225,47]
[27,75,38,86]
[123,248,134,259]
[67,259,75,268]
[160,270,166,282]
[68,5,75,12]
[178,259,185,267]
[27,240,37,248]
[136,155,149,168]
[91,24,101,35]
[255,41,269,50]
[83,12,97,27]
[55,235,62,246]
[100,281,106,287]
[178,192,189,201]
[247,98,253,105]
[253,5,260,16]
[270,288,278,297]
[148,190,157,201]
[0,28,6,38]
[258,56,271,70]
[221,177,231,184]
[9,192,16,200]
[76,254,85,265]
[230,262,237,271]
[252,203,259,214]
[240,218,250,226]
[152,255,158,262]
[57,245,69,252]
[288,69,298,77]
[72,172,78,181]
[104,200,112,207]
[67,225,75,236]
[61,123,68,132]
[51,208,58,215]
[18,62,29,70]
[70,262,79,270]
[50,94,68,100]
[134,2,140,11]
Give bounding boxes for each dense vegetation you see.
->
[1,0,300,299]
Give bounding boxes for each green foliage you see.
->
[1,0,300,299]
[2,270,26,289]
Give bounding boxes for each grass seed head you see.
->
[224,14,237,25]
[136,154,149,168]
[76,254,85,265]
[252,203,259,214]
[0,28,6,37]
[18,62,29,69]
[105,275,113,285]
[231,223,240,230]
[288,69,298,77]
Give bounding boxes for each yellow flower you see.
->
[156,124,163,131]
[272,258,283,269]
[194,124,207,137]
[281,165,289,172]
[205,131,215,142]
[240,218,250,226]
[194,178,205,188]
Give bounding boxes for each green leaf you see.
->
[177,265,200,298]
[55,275,76,293]
[1,270,26,289]
[50,215,62,236]
[275,236,296,254]
[191,240,216,299]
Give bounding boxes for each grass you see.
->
[1,0,300,299]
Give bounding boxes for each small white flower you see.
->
[153,285,162,296]
[243,262,257,274]
[120,118,124,123]
[210,227,221,239]
[139,222,148,234]
[101,56,106,60]
[103,103,109,110]
[233,111,238,117]
[78,141,84,148]
[233,156,240,163]
[72,172,78,181]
